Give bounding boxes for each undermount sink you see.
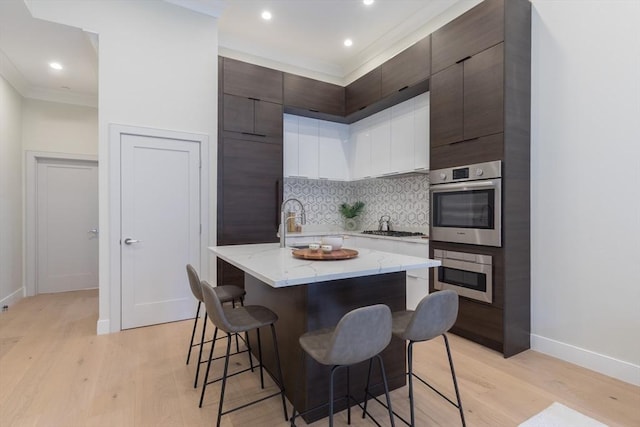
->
[288,244,309,249]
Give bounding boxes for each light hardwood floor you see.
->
[0,290,638,426]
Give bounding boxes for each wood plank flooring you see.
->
[0,290,638,426]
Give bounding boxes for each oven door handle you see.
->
[430,180,498,191]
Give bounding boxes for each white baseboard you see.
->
[0,287,25,309]
[531,334,640,386]
[96,318,110,335]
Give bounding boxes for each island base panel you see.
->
[245,271,407,423]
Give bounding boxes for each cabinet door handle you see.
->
[456,55,472,64]
[359,106,367,111]
[241,132,267,137]
[248,97,260,101]
[309,109,320,113]
[451,137,479,145]
[398,85,409,92]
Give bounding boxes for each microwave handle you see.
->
[431,180,497,191]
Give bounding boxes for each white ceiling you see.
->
[0,0,470,107]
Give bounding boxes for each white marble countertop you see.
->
[210,243,440,288]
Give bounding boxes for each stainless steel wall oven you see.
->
[433,249,493,303]
[430,160,502,247]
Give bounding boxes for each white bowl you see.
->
[321,236,343,250]
[308,243,320,251]
[321,244,333,253]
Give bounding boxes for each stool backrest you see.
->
[405,290,458,342]
[324,304,392,366]
[186,264,204,302]
[201,281,235,333]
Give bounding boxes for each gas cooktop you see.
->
[361,230,425,237]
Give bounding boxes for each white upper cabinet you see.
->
[413,92,429,171]
[389,92,429,174]
[285,92,429,181]
[284,114,300,177]
[284,114,350,180]
[318,121,350,180]
[349,118,372,180]
[370,109,392,177]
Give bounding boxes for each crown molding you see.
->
[25,86,98,108]
[0,48,29,95]
[163,0,225,18]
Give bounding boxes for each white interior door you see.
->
[36,159,98,294]
[120,134,200,329]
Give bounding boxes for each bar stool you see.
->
[199,281,288,427]
[290,304,395,427]
[185,264,246,388]
[389,290,465,426]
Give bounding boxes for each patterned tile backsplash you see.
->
[283,174,430,231]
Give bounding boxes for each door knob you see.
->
[124,238,141,245]
[88,229,98,235]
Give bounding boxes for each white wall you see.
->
[22,99,98,155]
[531,1,640,385]
[0,75,24,306]
[27,0,219,334]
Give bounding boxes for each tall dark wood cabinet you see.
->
[218,57,284,287]
[429,0,531,357]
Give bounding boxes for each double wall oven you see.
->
[429,161,501,304]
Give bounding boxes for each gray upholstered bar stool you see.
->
[290,304,395,427]
[199,281,288,427]
[185,264,246,388]
[388,290,465,426]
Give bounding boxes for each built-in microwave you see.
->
[433,249,493,304]
[430,160,502,247]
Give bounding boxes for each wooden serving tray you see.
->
[292,248,359,261]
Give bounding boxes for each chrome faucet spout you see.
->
[279,198,307,248]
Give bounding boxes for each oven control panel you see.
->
[430,160,501,185]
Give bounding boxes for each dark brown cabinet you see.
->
[430,42,504,147]
[283,73,345,117]
[429,0,531,358]
[345,67,381,116]
[222,94,283,140]
[218,57,284,287]
[431,0,504,74]
[381,36,431,98]
[218,138,282,245]
[222,57,283,104]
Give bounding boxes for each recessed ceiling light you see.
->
[363,0,374,5]
[49,62,63,70]
[344,39,353,47]
[261,10,272,20]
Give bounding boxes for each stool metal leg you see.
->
[443,334,466,427]
[376,354,395,427]
[257,328,265,389]
[329,365,340,427]
[186,301,201,365]
[362,358,374,419]
[199,327,218,408]
[194,312,208,388]
[346,366,351,425]
[289,349,306,426]
[408,341,416,426]
[269,324,289,421]
[216,332,233,427]
[245,331,254,372]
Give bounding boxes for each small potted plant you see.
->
[339,201,365,231]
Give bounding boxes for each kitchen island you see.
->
[210,243,440,422]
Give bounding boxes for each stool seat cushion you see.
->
[299,304,392,366]
[392,290,459,342]
[209,283,246,303]
[391,310,414,340]
[221,305,278,334]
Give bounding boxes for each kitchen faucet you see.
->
[279,198,306,248]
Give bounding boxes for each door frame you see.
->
[25,151,99,297]
[108,124,209,333]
